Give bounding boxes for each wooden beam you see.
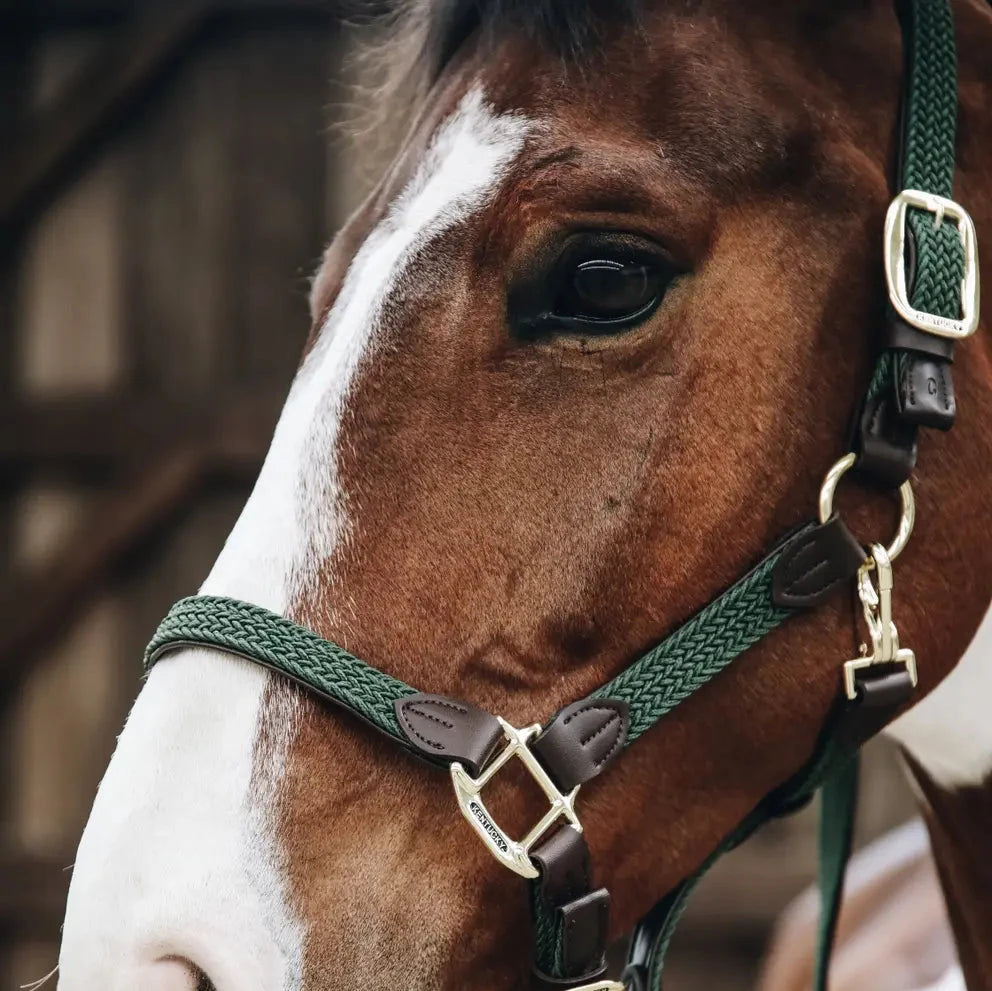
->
[0,445,206,702]
[0,391,283,474]
[0,2,212,244]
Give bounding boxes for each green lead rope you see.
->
[815,758,860,991]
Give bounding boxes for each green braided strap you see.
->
[901,0,963,321]
[144,595,417,739]
[592,546,792,744]
[870,0,964,404]
[530,884,562,978]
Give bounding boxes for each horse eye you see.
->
[556,258,661,326]
[510,234,679,340]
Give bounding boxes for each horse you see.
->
[56,0,992,988]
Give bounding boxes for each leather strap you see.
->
[394,693,504,775]
[832,663,916,753]
[885,314,955,360]
[557,890,611,982]
[532,699,629,791]
[771,516,866,609]
[531,827,611,987]
[854,389,919,488]
[532,825,592,907]
[894,349,956,429]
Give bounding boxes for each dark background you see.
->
[0,3,917,987]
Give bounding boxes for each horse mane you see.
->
[356,0,642,124]
[403,0,643,78]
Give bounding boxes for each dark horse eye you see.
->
[511,233,679,339]
[557,258,660,325]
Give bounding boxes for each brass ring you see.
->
[818,452,915,562]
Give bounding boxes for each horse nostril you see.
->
[154,956,217,991]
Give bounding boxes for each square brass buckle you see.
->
[883,189,980,340]
[450,717,581,879]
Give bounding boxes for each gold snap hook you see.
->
[842,542,917,700]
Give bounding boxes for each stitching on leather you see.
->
[797,571,845,596]
[784,556,831,592]
[580,712,618,747]
[938,363,951,411]
[595,722,624,769]
[414,697,469,715]
[398,700,460,750]
[400,721,445,751]
[562,702,618,727]
[779,531,818,577]
[404,703,454,730]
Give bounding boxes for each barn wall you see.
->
[0,8,918,990]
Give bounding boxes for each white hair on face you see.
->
[58,86,533,991]
[887,604,992,789]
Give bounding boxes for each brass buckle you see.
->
[842,542,918,700]
[883,189,980,340]
[451,718,581,879]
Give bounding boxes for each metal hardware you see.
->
[884,189,980,339]
[451,717,581,879]
[569,982,626,991]
[818,452,915,562]
[842,542,918,700]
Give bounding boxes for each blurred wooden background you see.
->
[0,3,919,987]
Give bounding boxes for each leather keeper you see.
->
[894,351,956,430]
[531,698,629,792]
[885,315,956,360]
[394,693,503,776]
[532,889,611,985]
[771,517,866,609]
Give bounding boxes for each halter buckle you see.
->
[842,542,917,700]
[883,189,980,340]
[451,718,581,879]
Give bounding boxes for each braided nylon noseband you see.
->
[145,530,800,753]
[145,595,417,739]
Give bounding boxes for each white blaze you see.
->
[58,87,531,991]
[887,603,992,789]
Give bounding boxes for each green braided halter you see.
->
[144,1,973,988]
[146,534,795,754]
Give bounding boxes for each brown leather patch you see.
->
[771,517,866,609]
[395,693,504,776]
[532,698,629,792]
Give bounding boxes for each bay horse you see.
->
[57,0,991,989]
